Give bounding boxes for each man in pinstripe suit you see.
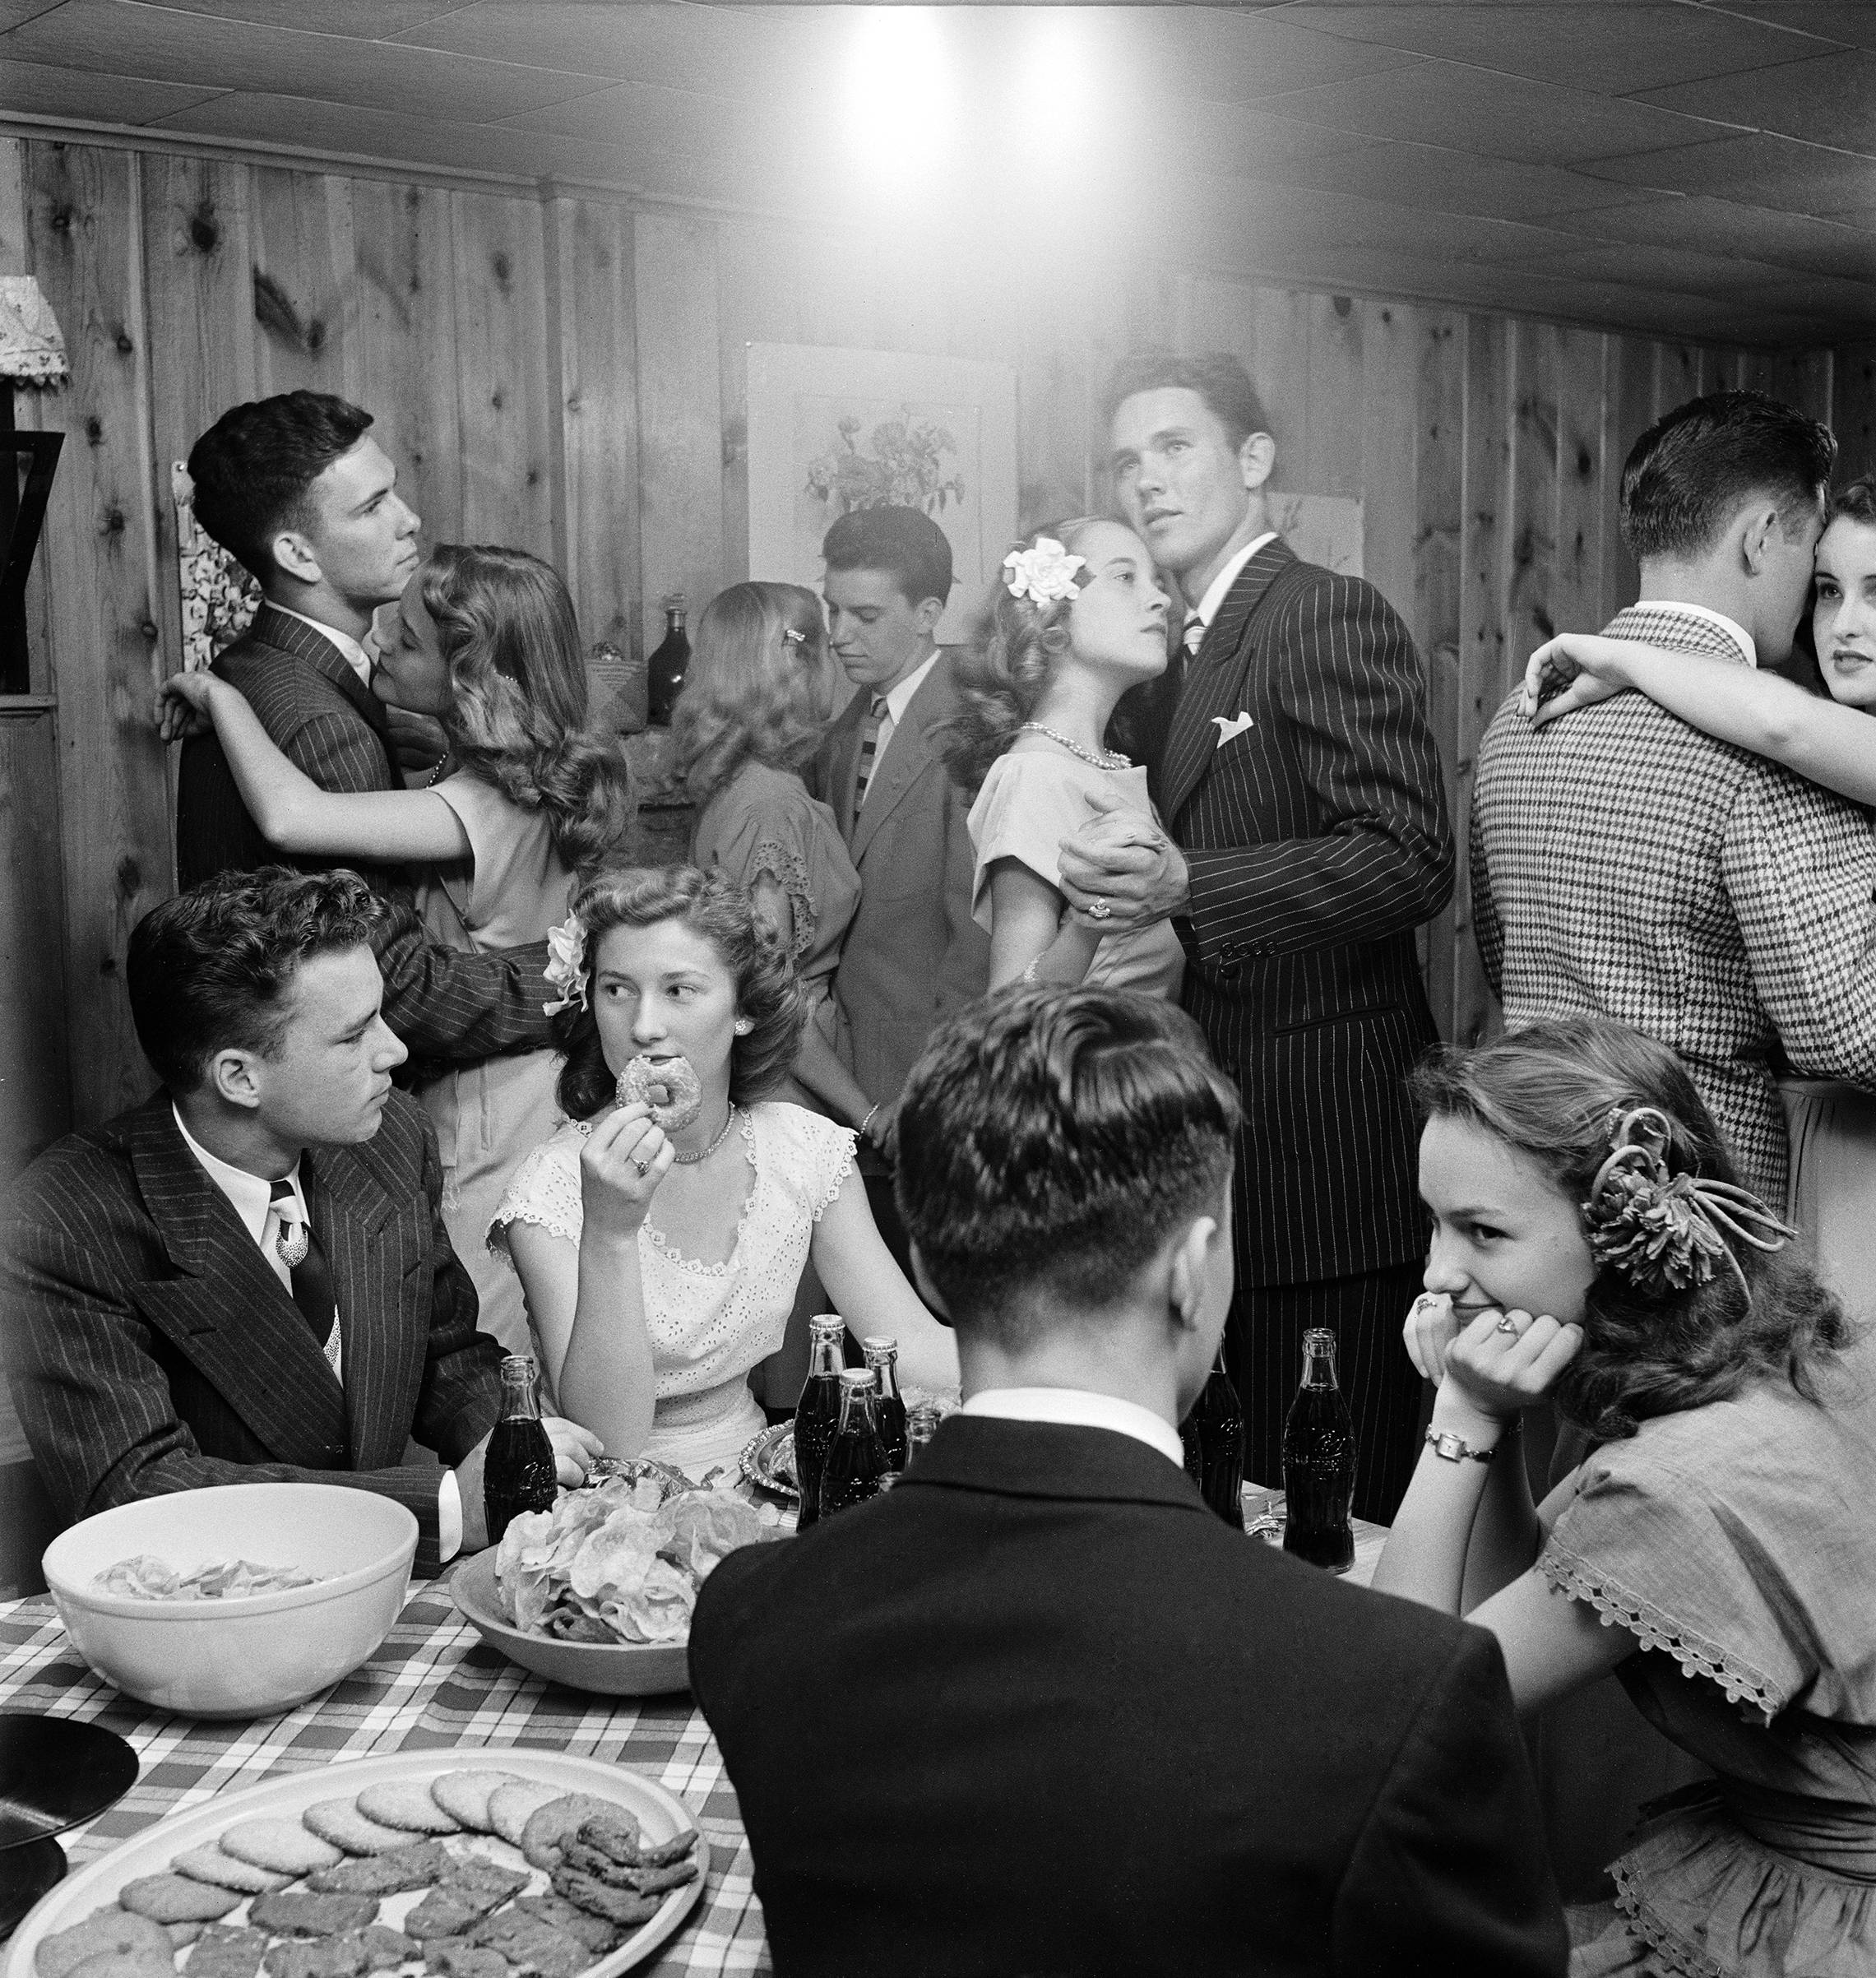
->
[169,391,555,1068]
[2,871,598,1573]
[1059,352,1453,1522]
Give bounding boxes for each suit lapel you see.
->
[850,656,947,867]
[827,695,866,842]
[128,1100,350,1466]
[1161,540,1295,823]
[248,603,400,779]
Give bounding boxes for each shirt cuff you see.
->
[438,1468,463,1563]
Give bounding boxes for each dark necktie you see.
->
[854,695,889,808]
[269,1179,335,1347]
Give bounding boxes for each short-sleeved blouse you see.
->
[1539,1356,1876,1976]
[967,749,1184,1000]
[489,1102,857,1404]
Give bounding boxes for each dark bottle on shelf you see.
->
[792,1314,845,1532]
[818,1369,892,1520]
[483,1355,558,1547]
[646,594,690,726]
[1281,1328,1358,1573]
[1179,1351,1247,1530]
[861,1336,908,1471]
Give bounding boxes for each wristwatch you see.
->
[1424,1427,1496,1464]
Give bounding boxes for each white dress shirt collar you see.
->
[1192,531,1279,631]
[1633,600,1758,669]
[959,1386,1186,1469]
[881,648,940,726]
[172,1105,306,1241]
[269,604,377,688]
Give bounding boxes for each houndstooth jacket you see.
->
[1471,603,1876,1204]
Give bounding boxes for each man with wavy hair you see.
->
[689,985,1566,1977]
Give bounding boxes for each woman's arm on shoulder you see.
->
[1464,1565,1637,1715]
[157,671,470,859]
[808,1170,960,1391]
[987,859,1100,991]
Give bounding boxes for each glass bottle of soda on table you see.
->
[861,1336,908,1471]
[793,1314,845,1531]
[1280,1328,1357,1573]
[1179,1350,1246,1529]
[483,1354,558,1545]
[818,1369,892,1520]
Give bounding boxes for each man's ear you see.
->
[913,595,946,637]
[1166,1215,1220,1334]
[270,527,322,587]
[909,1243,953,1327]
[206,1048,266,1113]
[1739,504,1782,575]
[1237,432,1276,495]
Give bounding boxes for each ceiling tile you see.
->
[1500,241,1818,299]
[1541,195,1876,280]
[498,76,775,168]
[1700,3,1876,53]
[1248,138,1661,220]
[127,0,472,31]
[146,89,560,175]
[1,53,225,122]
[1281,2,1840,96]
[1089,7,1423,104]
[0,0,65,28]
[1577,130,1876,214]
[3,0,610,118]
[1251,62,1744,168]
[1637,48,1876,154]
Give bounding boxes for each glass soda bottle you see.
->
[1281,1328,1357,1573]
[904,1401,941,1466]
[1179,1351,1247,1530]
[646,594,690,726]
[818,1369,892,1520]
[861,1336,908,1470]
[483,1355,558,1546]
[792,1314,845,1531]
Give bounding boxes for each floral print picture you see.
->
[173,460,261,673]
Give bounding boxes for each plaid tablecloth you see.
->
[0,1577,768,1975]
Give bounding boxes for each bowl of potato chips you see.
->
[449,1462,783,1694]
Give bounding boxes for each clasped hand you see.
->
[1056,790,1188,935]
[1518,633,1639,728]
[155,670,216,743]
[580,1102,673,1239]
[1405,1292,1584,1430]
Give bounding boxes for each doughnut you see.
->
[615,1053,704,1131]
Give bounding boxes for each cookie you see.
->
[354,1784,459,1837]
[220,1819,343,1878]
[302,1802,412,1857]
[248,1892,379,1939]
[505,1896,622,1958]
[36,1909,174,1978]
[262,1941,368,1978]
[568,1813,642,1866]
[354,1928,418,1972]
[171,1847,290,1897]
[183,1926,271,1978]
[636,1828,697,1869]
[465,1908,587,1978]
[168,1927,206,1949]
[307,1841,447,1897]
[485,1781,561,1851]
[420,1944,504,1978]
[547,1869,661,1930]
[119,1876,243,1925]
[401,1892,492,1944]
[63,1949,177,1978]
[437,1859,526,1906]
[559,1841,695,1896]
[426,1772,520,1836]
[519,1795,618,1872]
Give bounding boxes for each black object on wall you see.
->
[1,390,63,695]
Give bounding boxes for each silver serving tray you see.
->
[739,1421,798,1502]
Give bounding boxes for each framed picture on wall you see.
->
[745,342,1017,647]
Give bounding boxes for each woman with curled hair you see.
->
[672,581,875,1133]
[1370,1016,1874,1977]
[490,864,956,1476]
[943,520,1183,998]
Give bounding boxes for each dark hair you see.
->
[895,987,1243,1345]
[187,391,376,582]
[554,864,804,1121]
[1619,390,1835,563]
[1414,1017,1849,1443]
[127,868,386,1093]
[821,506,953,609]
[419,544,632,873]
[1102,349,1272,452]
[1829,475,1876,528]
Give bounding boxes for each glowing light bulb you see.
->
[842,7,950,192]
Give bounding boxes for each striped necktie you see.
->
[270,1178,336,1353]
[855,694,889,808]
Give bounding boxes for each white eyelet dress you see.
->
[489,1102,858,1479]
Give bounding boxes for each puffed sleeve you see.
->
[762,1105,859,1224]
[486,1126,586,1261]
[966,753,1110,933]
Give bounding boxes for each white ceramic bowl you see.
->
[41,1483,417,1717]
[447,1551,689,1696]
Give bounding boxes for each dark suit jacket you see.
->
[690,1416,1567,1978]
[810,653,990,1109]
[1137,542,1453,1286]
[174,603,554,1066]
[1,1089,504,1573]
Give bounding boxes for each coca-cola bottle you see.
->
[818,1369,892,1520]
[904,1401,941,1466]
[861,1336,908,1470]
[646,594,690,726]
[1179,1351,1246,1530]
[792,1314,845,1532]
[482,1355,557,1546]
[1281,1328,1357,1573]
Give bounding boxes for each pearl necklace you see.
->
[1017,723,1130,771]
[672,1104,738,1165]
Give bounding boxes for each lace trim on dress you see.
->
[486,1130,585,1253]
[640,1109,762,1280]
[1539,1539,1785,1722]
[749,837,818,961]
[810,1127,858,1223]
[1607,1868,1725,1978]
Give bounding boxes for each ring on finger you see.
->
[1494,1315,1520,1336]
[1088,899,1113,921]
[632,1156,649,1177]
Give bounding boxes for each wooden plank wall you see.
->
[0,129,1849,1128]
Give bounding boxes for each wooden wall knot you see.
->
[188,201,220,255]
[84,416,103,445]
[113,329,133,354]
[114,854,141,898]
[50,206,74,234]
[491,249,513,290]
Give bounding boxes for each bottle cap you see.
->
[808,1314,845,1338]
[838,1368,876,1391]
[860,1336,897,1360]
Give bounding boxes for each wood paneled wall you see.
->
[0,129,1848,1133]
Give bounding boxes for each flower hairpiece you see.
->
[1003,537,1086,609]
[781,625,806,648]
[543,911,589,1016]
[1581,1105,1794,1304]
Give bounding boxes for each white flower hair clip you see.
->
[781,625,807,648]
[1003,537,1086,609]
[543,911,589,1016]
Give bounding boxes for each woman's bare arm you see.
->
[987,859,1101,991]
[809,1172,960,1391]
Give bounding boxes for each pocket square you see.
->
[1212,711,1255,746]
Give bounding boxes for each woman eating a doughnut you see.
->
[490,864,959,1478]
[1370,1017,1876,1976]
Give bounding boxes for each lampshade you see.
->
[0,276,70,387]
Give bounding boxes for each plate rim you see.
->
[738,1421,797,1503]
[1,1749,708,1978]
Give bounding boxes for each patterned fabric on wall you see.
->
[172,461,261,672]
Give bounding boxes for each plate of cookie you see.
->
[3,1752,707,1978]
